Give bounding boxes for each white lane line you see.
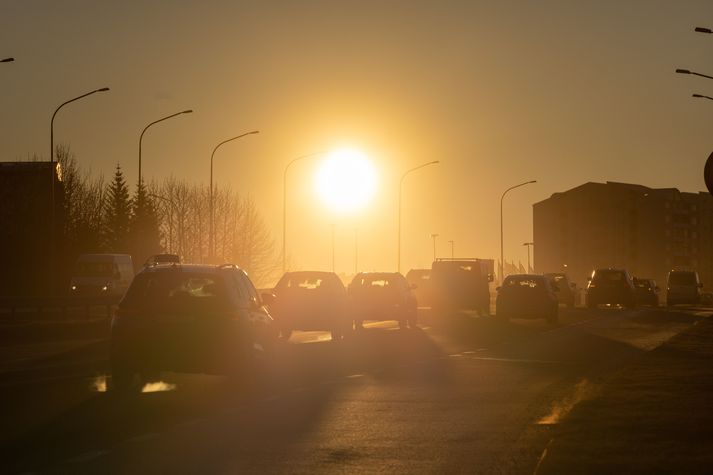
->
[533,438,554,475]
[461,356,573,365]
[64,449,108,464]
[127,432,160,443]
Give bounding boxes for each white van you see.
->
[70,254,134,298]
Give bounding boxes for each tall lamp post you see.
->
[282,151,325,273]
[523,242,534,272]
[448,240,454,259]
[675,68,713,81]
[430,233,439,262]
[209,130,259,259]
[1,57,14,63]
[49,86,110,294]
[138,109,193,186]
[398,160,439,272]
[500,180,536,282]
[692,93,713,101]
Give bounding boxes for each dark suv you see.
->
[348,272,417,329]
[586,268,636,309]
[110,264,278,392]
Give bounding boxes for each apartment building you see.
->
[533,181,713,291]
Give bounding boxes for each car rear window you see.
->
[122,272,227,311]
[669,272,697,286]
[592,270,626,283]
[504,276,542,288]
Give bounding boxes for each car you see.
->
[430,258,494,316]
[405,268,432,308]
[544,273,576,308]
[144,253,180,266]
[70,253,134,298]
[633,278,659,307]
[495,274,559,324]
[348,272,418,329]
[666,270,703,306]
[269,271,350,341]
[110,263,278,392]
[586,268,636,309]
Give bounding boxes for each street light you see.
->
[695,27,712,34]
[523,242,534,272]
[282,151,326,273]
[692,93,713,101]
[448,240,454,259]
[430,233,439,262]
[398,160,439,272]
[210,130,259,259]
[1,57,14,63]
[676,68,713,80]
[49,86,110,294]
[138,109,193,186]
[500,180,536,282]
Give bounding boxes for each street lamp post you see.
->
[209,130,259,259]
[430,233,439,262]
[676,68,713,81]
[138,109,193,186]
[523,242,534,272]
[448,240,454,259]
[695,27,712,34]
[1,57,14,63]
[282,151,325,273]
[398,161,439,272]
[692,93,713,102]
[354,228,358,275]
[500,180,536,282]
[49,87,110,294]
[331,223,336,273]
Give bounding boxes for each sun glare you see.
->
[315,149,377,213]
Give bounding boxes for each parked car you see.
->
[495,274,559,324]
[430,258,494,316]
[545,272,576,308]
[269,271,349,341]
[633,278,659,307]
[348,272,418,329]
[70,254,134,298]
[666,270,703,306]
[110,264,278,392]
[586,268,636,309]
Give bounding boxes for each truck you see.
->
[430,258,494,316]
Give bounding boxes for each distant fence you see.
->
[0,295,119,319]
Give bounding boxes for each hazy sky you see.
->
[3,0,713,277]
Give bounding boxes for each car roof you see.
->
[139,263,246,275]
[284,271,338,278]
[505,273,546,279]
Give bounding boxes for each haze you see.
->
[3,0,713,275]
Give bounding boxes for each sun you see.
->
[315,149,378,213]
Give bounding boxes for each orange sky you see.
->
[3,0,713,278]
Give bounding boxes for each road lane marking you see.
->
[533,438,554,475]
[346,374,365,379]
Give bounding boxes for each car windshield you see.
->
[279,273,341,292]
[122,272,227,311]
[669,272,697,286]
[74,262,116,278]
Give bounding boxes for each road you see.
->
[0,306,704,474]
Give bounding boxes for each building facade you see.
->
[533,181,713,291]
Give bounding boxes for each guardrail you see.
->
[0,295,119,319]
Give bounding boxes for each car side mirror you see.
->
[495,286,501,292]
[261,293,276,305]
[487,273,495,283]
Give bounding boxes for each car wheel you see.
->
[110,360,141,394]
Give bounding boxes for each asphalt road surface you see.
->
[0,306,704,474]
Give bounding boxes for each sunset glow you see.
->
[314,149,377,213]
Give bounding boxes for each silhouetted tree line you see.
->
[56,145,279,287]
